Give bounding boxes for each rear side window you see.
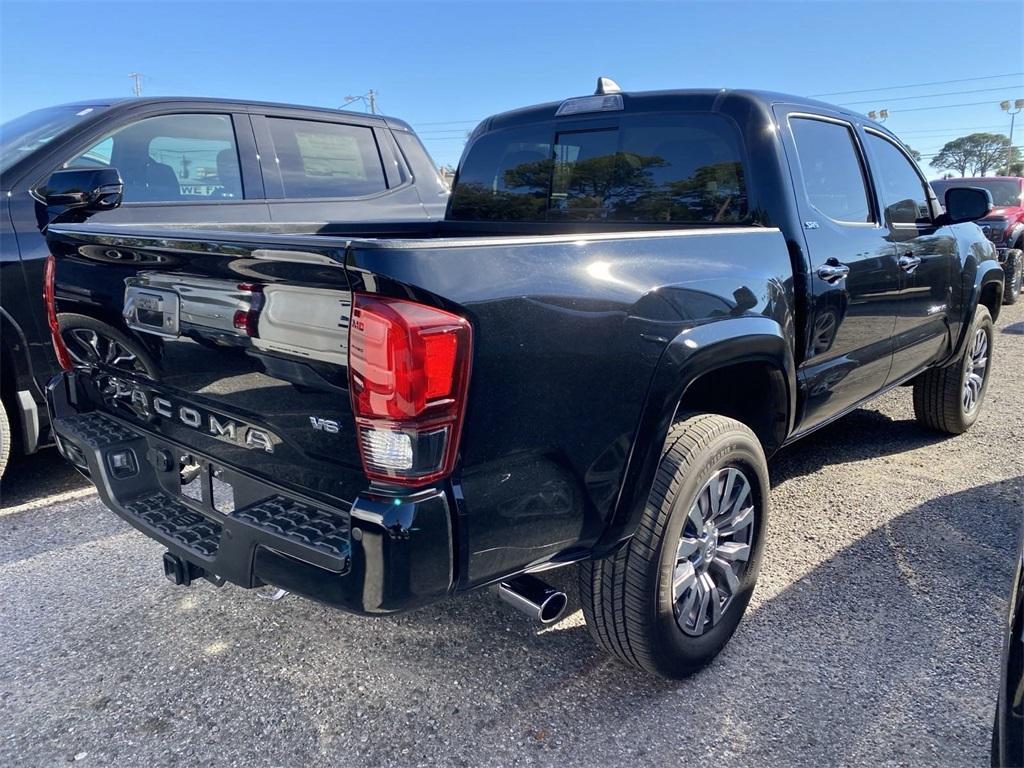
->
[266,118,387,199]
[790,117,872,224]
[449,113,748,223]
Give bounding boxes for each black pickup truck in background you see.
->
[0,98,448,476]
[42,83,1005,679]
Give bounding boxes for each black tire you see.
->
[0,398,10,479]
[579,413,769,679]
[1002,249,1022,305]
[913,304,994,434]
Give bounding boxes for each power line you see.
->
[894,99,1019,113]
[811,72,1023,98]
[413,119,480,127]
[842,86,1021,107]
[895,124,1007,135]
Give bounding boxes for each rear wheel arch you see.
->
[673,358,790,456]
[598,318,794,550]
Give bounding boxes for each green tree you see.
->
[905,146,922,163]
[968,133,1011,176]
[930,136,975,177]
[930,132,1012,176]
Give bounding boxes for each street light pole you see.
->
[867,108,889,122]
[1000,99,1023,175]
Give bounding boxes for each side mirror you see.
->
[937,186,992,226]
[41,167,123,220]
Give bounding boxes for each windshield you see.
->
[0,104,107,176]
[930,178,1023,208]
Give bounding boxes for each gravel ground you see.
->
[3,302,1023,768]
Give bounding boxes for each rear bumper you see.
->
[47,372,454,614]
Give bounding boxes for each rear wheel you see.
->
[579,413,768,679]
[913,305,993,434]
[57,313,158,377]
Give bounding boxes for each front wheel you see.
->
[913,305,994,434]
[579,414,769,679]
[1002,249,1022,305]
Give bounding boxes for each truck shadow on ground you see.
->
[358,476,1021,765]
[768,403,948,486]
[0,448,91,509]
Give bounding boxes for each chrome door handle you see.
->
[898,254,922,272]
[817,262,850,283]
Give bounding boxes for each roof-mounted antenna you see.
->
[595,77,621,96]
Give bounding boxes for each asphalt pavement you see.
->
[2,301,1023,767]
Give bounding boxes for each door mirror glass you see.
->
[42,167,123,213]
[943,186,992,224]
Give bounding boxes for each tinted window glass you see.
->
[267,118,386,198]
[66,114,241,202]
[449,114,748,223]
[865,133,931,225]
[1,104,108,174]
[931,178,1022,208]
[790,118,871,223]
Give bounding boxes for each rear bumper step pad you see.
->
[47,372,455,614]
[52,410,352,578]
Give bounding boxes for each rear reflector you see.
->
[348,293,472,486]
[43,254,73,371]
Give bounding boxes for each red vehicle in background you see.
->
[931,176,1024,304]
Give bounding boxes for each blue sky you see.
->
[2,0,1022,170]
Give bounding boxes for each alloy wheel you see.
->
[672,466,756,637]
[62,327,143,371]
[962,327,989,413]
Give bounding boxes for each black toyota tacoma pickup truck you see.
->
[43,84,1005,679]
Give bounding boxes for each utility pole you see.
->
[129,72,143,97]
[342,90,378,114]
[1000,99,1023,174]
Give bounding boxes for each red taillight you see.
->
[43,254,73,372]
[233,283,264,338]
[348,293,472,486]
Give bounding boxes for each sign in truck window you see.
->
[267,118,387,199]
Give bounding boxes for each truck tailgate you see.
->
[47,229,365,506]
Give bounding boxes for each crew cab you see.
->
[0,97,447,476]
[43,83,1005,679]
[930,176,1024,304]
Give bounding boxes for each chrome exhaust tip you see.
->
[497,574,568,624]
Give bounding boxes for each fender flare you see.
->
[596,316,795,551]
[1006,222,1024,252]
[944,257,1005,365]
